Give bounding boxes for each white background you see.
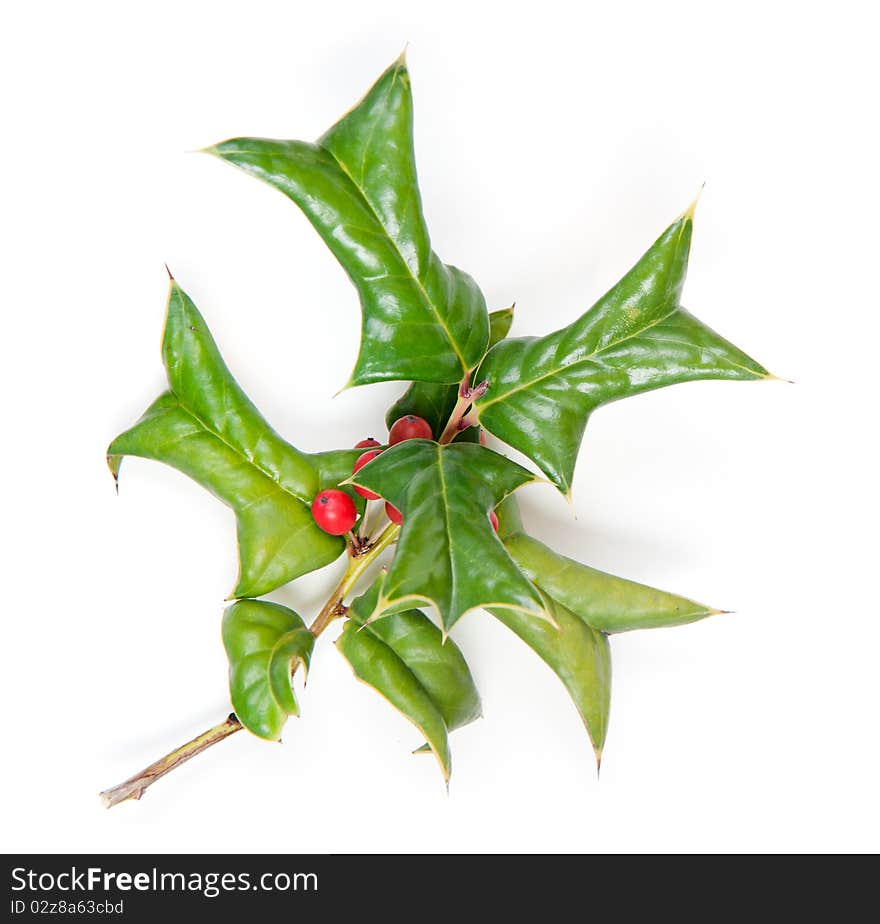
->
[2,0,878,853]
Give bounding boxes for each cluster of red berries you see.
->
[310,415,499,537]
[309,415,429,534]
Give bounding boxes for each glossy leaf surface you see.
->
[222,600,314,740]
[487,305,516,348]
[208,54,489,387]
[349,440,545,633]
[385,306,514,435]
[505,533,719,633]
[336,581,482,781]
[475,208,770,494]
[108,282,361,598]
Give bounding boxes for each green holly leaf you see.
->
[489,596,611,767]
[348,441,546,634]
[385,306,515,436]
[108,280,362,598]
[336,581,482,783]
[222,600,314,740]
[504,532,721,634]
[475,205,771,495]
[207,53,490,387]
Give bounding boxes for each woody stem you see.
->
[99,522,400,808]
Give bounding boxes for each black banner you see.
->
[2,853,862,919]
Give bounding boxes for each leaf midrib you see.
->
[378,446,456,619]
[315,64,470,375]
[172,391,311,505]
[328,152,468,374]
[477,306,679,411]
[355,618,447,721]
[477,218,691,412]
[435,446,458,620]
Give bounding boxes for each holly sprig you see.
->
[101,52,773,806]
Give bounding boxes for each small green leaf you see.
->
[487,305,515,346]
[208,54,490,387]
[349,440,545,634]
[385,306,515,435]
[337,581,482,782]
[490,595,611,766]
[222,600,314,740]
[505,533,719,633]
[475,206,770,494]
[108,281,360,598]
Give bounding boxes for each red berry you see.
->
[385,501,403,525]
[311,489,357,535]
[489,510,499,533]
[388,415,433,445]
[352,449,383,500]
[355,437,381,449]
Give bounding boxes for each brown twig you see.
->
[99,522,401,808]
[99,714,242,808]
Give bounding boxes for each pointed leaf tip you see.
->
[682,183,705,222]
[490,595,611,761]
[506,530,722,634]
[106,452,121,481]
[475,202,769,493]
[338,581,481,785]
[110,286,357,598]
[207,56,490,385]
